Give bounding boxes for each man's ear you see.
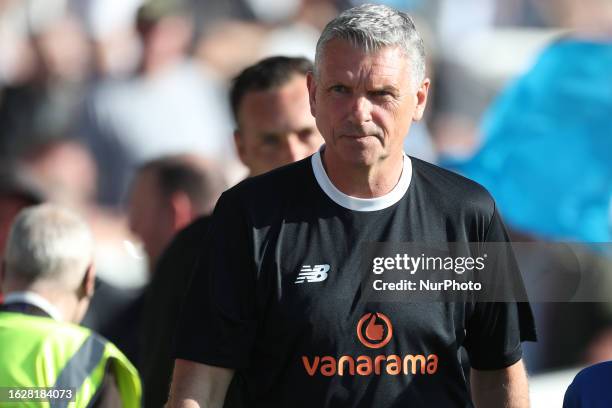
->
[307,71,317,118]
[233,129,249,166]
[169,191,194,231]
[82,263,96,299]
[412,78,430,121]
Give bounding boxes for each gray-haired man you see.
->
[0,204,141,406]
[169,4,536,407]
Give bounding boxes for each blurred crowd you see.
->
[0,0,611,403]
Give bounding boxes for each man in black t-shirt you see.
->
[169,5,536,408]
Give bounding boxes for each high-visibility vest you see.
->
[0,311,142,408]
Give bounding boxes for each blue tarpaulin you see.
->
[446,39,612,242]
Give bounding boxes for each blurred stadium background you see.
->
[1,0,611,405]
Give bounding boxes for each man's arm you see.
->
[167,359,234,408]
[470,359,529,408]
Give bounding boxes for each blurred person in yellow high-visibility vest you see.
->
[0,203,141,407]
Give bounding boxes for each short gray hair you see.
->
[4,204,94,289]
[315,3,426,86]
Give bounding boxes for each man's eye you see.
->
[330,85,349,94]
[298,128,315,140]
[370,90,393,98]
[261,135,280,146]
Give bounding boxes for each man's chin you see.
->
[337,147,382,168]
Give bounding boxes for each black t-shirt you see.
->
[175,152,536,407]
[140,216,211,408]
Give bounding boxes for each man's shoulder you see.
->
[410,156,496,215]
[224,157,313,203]
[0,311,94,343]
[167,215,212,252]
[572,361,612,385]
[152,215,212,288]
[565,361,612,406]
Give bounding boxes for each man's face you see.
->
[127,171,173,267]
[235,75,324,176]
[307,38,429,167]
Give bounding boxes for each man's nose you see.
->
[349,95,373,124]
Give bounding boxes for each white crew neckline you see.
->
[311,146,412,212]
[3,291,64,321]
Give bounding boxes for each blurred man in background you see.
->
[17,138,98,207]
[12,135,149,291]
[141,55,323,408]
[0,204,141,407]
[85,154,225,369]
[81,1,238,208]
[230,56,324,177]
[128,154,225,269]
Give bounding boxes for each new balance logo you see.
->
[295,264,330,284]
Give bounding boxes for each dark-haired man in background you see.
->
[140,56,323,408]
[230,56,323,176]
[128,155,225,269]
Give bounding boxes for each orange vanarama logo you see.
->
[301,312,438,377]
[357,312,393,349]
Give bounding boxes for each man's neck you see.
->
[321,149,404,198]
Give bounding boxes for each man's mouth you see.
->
[342,133,378,139]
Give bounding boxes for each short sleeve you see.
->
[174,190,257,369]
[464,204,537,370]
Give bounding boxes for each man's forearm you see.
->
[471,359,529,408]
[167,359,234,408]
